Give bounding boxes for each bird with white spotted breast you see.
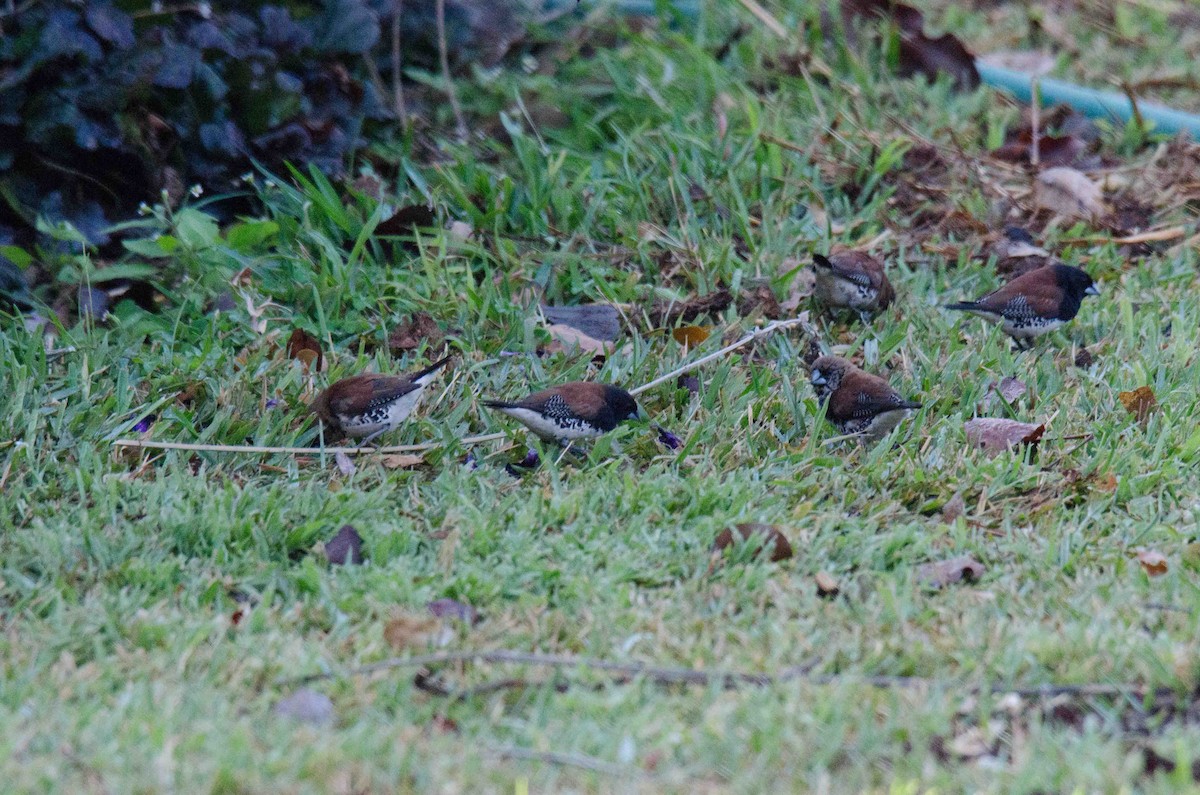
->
[812,250,895,318]
[483,382,646,444]
[310,356,451,445]
[944,263,1099,349]
[809,356,921,441]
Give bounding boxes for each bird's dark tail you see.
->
[411,355,453,380]
[943,302,979,312]
[901,401,923,410]
[812,253,834,270]
[482,399,518,410]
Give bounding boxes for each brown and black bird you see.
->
[310,356,451,445]
[809,356,921,441]
[812,250,895,318]
[483,382,646,444]
[944,263,1099,349]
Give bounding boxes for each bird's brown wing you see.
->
[972,268,1061,317]
[518,381,605,415]
[829,370,912,421]
[327,374,419,415]
[827,252,884,290]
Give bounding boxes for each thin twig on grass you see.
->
[278,648,1187,705]
[486,745,639,777]
[112,317,814,456]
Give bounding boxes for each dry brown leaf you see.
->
[941,492,966,523]
[712,523,794,563]
[815,571,840,598]
[380,454,424,469]
[946,727,993,759]
[916,555,985,588]
[984,376,1029,410]
[543,323,613,356]
[1136,549,1169,577]
[286,328,323,372]
[1035,167,1105,219]
[672,326,712,347]
[384,613,436,651]
[964,418,1045,454]
[389,311,444,354]
[1118,386,1157,423]
[737,282,783,319]
[648,289,733,327]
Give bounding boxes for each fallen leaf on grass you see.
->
[325,524,363,565]
[712,523,794,563]
[1136,549,1169,577]
[427,597,480,624]
[1035,167,1105,219]
[380,454,424,469]
[542,303,620,342]
[945,727,993,759]
[384,614,436,651]
[672,326,711,347]
[1074,346,1095,368]
[286,328,324,372]
[964,418,1045,454]
[917,555,985,588]
[985,376,1028,408]
[737,282,783,319]
[941,492,966,523]
[648,289,733,327]
[542,323,613,356]
[815,571,840,598]
[656,426,683,449]
[389,311,444,354]
[376,204,438,255]
[1118,386,1157,423]
[273,688,334,727]
[841,0,979,90]
[334,450,356,477]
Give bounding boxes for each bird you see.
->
[991,226,1054,279]
[483,382,646,444]
[812,250,895,318]
[809,356,922,441]
[310,356,452,445]
[944,263,1100,349]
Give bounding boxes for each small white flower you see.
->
[264,180,277,189]
[240,172,255,184]
[138,203,151,216]
[189,184,204,198]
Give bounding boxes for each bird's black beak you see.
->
[811,370,827,386]
[1085,283,1101,296]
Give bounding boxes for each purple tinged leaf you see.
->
[427,598,480,624]
[153,44,200,89]
[273,688,334,726]
[518,450,540,468]
[461,451,479,470]
[78,286,109,321]
[656,427,682,449]
[85,5,135,49]
[265,399,281,409]
[325,524,363,565]
[334,450,356,477]
[132,414,156,434]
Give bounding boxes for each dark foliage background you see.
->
[0,0,524,267]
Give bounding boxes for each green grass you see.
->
[4,1,1200,792]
